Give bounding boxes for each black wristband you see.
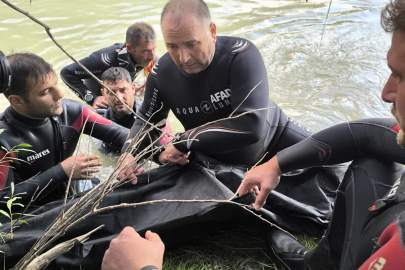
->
[140,266,159,270]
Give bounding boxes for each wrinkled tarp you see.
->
[0,153,347,269]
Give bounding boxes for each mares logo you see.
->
[27,149,50,163]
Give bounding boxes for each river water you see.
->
[0,0,393,178]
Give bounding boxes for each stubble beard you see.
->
[391,104,405,147]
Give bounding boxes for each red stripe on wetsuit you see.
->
[71,106,111,131]
[358,222,405,270]
[0,151,16,189]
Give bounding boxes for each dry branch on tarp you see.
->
[24,225,104,270]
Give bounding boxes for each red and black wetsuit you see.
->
[0,99,128,206]
[126,36,312,166]
[275,118,405,270]
[60,43,158,105]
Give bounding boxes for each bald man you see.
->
[122,0,311,167]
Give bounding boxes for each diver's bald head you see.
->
[161,0,212,27]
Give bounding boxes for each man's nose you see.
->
[382,75,397,103]
[54,85,64,100]
[179,48,190,64]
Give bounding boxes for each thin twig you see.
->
[229,81,262,118]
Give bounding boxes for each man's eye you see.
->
[187,43,196,48]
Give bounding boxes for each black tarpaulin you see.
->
[0,153,347,269]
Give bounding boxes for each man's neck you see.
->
[10,106,47,126]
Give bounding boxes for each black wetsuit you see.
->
[96,99,142,129]
[126,36,312,166]
[275,118,405,269]
[60,43,158,105]
[0,100,129,206]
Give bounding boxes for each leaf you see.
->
[1,146,8,152]
[18,143,32,148]
[0,129,4,135]
[7,200,12,211]
[14,149,36,153]
[23,213,37,217]
[14,203,24,207]
[11,181,14,196]
[18,220,28,225]
[0,210,10,219]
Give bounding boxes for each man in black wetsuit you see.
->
[238,1,405,269]
[121,0,311,168]
[60,22,158,110]
[96,67,142,130]
[0,52,132,207]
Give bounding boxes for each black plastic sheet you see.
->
[0,153,347,269]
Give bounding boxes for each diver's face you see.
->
[382,31,405,146]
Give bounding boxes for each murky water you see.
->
[0,0,392,177]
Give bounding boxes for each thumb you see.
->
[145,230,162,243]
[136,168,145,175]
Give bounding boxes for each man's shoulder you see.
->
[216,36,257,58]
[149,52,176,79]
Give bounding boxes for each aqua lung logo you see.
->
[175,89,231,115]
[74,70,102,75]
[200,101,213,114]
[27,149,50,163]
[145,88,159,118]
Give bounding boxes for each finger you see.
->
[120,226,138,238]
[101,100,109,105]
[84,155,99,161]
[86,161,102,167]
[136,168,144,175]
[145,230,162,243]
[238,181,256,196]
[253,186,260,196]
[83,168,99,174]
[98,102,108,108]
[254,186,272,211]
[131,179,137,185]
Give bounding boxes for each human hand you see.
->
[93,95,109,109]
[60,153,101,180]
[116,153,144,184]
[238,156,282,211]
[102,227,165,270]
[158,145,189,165]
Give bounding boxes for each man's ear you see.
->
[131,83,136,94]
[126,43,132,53]
[210,22,217,44]
[101,88,105,97]
[8,95,25,108]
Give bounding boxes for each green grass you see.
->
[162,220,320,270]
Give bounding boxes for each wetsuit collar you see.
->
[9,107,48,126]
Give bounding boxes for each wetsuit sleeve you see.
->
[0,150,69,206]
[70,102,129,149]
[60,50,117,105]
[174,43,271,154]
[277,118,405,173]
[358,219,405,270]
[124,76,170,155]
